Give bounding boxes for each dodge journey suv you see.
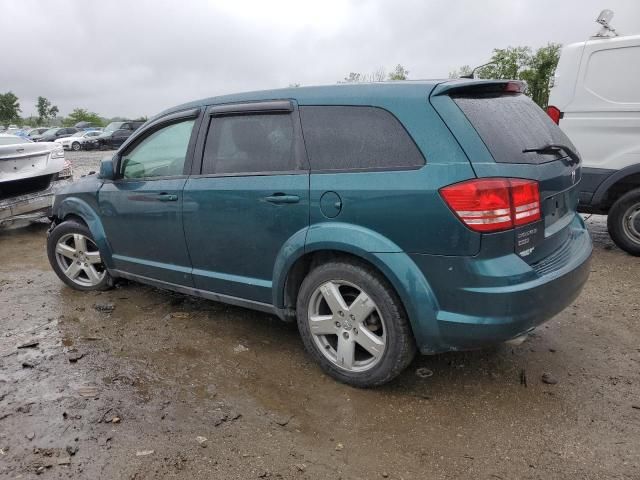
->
[47,80,592,387]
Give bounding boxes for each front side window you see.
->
[202,113,298,175]
[299,106,425,171]
[120,119,195,179]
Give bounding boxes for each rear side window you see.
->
[453,93,574,164]
[299,106,425,171]
[202,114,298,175]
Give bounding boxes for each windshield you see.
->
[42,128,59,136]
[104,122,123,133]
[0,136,31,145]
[71,131,85,137]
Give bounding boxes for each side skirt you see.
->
[110,269,285,319]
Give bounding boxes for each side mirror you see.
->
[99,157,116,180]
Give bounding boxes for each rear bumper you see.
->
[0,179,71,226]
[410,215,592,353]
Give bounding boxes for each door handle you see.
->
[16,148,24,153]
[157,193,178,202]
[264,193,300,204]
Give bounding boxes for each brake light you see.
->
[504,81,525,93]
[546,105,561,124]
[440,178,541,233]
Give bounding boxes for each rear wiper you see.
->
[522,144,580,165]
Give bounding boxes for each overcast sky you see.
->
[1,0,639,119]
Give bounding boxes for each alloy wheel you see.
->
[55,233,106,287]
[307,280,386,372]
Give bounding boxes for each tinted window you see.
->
[453,93,574,164]
[202,114,297,174]
[299,106,425,171]
[120,120,195,179]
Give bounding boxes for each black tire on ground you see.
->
[607,188,640,256]
[71,142,81,151]
[47,219,113,291]
[296,259,416,388]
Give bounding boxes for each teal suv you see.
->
[47,80,592,387]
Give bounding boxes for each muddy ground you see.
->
[1,151,639,479]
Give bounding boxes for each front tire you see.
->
[47,220,113,290]
[607,188,640,256]
[71,142,81,151]
[296,260,416,387]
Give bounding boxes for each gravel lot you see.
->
[0,151,638,479]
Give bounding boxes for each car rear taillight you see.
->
[440,178,541,233]
[546,105,561,124]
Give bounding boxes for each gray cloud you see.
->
[1,0,639,119]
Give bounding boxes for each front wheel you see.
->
[71,142,81,151]
[607,188,640,256]
[47,220,113,290]
[296,260,416,387]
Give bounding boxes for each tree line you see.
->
[449,44,561,108]
[0,93,145,128]
[1,47,559,128]
[340,44,559,109]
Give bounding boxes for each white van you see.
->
[548,20,640,255]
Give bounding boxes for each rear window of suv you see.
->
[452,93,573,164]
[299,106,425,171]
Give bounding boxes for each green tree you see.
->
[454,44,561,108]
[388,64,409,80]
[519,44,561,109]
[0,92,21,125]
[342,72,363,83]
[340,65,409,83]
[62,108,105,127]
[36,96,59,125]
[475,46,532,80]
[449,65,472,79]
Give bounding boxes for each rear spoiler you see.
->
[431,79,525,97]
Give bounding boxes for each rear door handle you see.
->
[157,193,178,202]
[264,194,300,204]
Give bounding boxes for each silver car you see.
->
[0,134,72,227]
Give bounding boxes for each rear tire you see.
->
[71,142,81,151]
[47,220,113,291]
[607,188,640,256]
[296,260,416,388]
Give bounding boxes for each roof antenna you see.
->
[593,9,619,37]
[460,61,496,79]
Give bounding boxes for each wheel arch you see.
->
[272,223,441,351]
[55,197,114,269]
[592,164,640,211]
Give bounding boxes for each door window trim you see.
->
[113,108,202,181]
[189,100,309,177]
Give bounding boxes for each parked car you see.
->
[1,134,72,227]
[103,121,145,133]
[90,129,136,150]
[34,127,80,143]
[55,130,102,151]
[548,21,640,255]
[46,81,592,387]
[27,127,50,140]
[88,121,144,150]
